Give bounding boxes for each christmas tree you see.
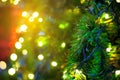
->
[63,0,120,80]
[0,0,80,80]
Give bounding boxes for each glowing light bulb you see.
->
[38,17,43,22]
[20,24,28,32]
[19,37,24,43]
[61,42,66,48]
[10,53,17,61]
[22,49,28,55]
[51,61,57,67]
[115,70,120,77]
[8,68,16,76]
[22,11,28,17]
[32,11,39,18]
[0,61,7,70]
[1,0,7,2]
[29,17,34,22]
[116,0,120,3]
[28,73,34,79]
[15,42,22,49]
[38,54,44,60]
[38,41,43,47]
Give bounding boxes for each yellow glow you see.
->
[20,24,28,32]
[51,61,57,67]
[13,0,20,5]
[15,62,20,70]
[1,0,7,2]
[29,17,34,22]
[80,0,85,4]
[32,11,39,18]
[115,70,120,77]
[8,68,16,76]
[61,42,66,48]
[22,11,28,17]
[28,73,34,79]
[19,37,24,43]
[38,41,43,47]
[15,42,22,49]
[0,61,7,70]
[38,17,43,22]
[116,0,120,3]
[10,53,17,61]
[22,49,28,55]
[38,54,44,60]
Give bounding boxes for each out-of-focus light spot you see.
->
[1,0,7,2]
[0,61,7,70]
[59,23,69,29]
[61,42,66,48]
[15,42,22,49]
[15,62,20,70]
[20,24,28,32]
[116,0,120,3]
[29,17,34,22]
[13,0,20,5]
[73,8,80,14]
[19,37,24,43]
[38,54,44,60]
[38,17,43,22]
[38,41,43,47]
[51,61,57,67]
[10,53,17,61]
[22,11,28,17]
[80,0,85,4]
[32,11,39,18]
[75,69,82,74]
[8,68,16,76]
[28,73,34,79]
[38,31,45,36]
[106,48,112,52]
[105,13,110,19]
[22,49,28,55]
[115,70,120,77]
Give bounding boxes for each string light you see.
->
[10,53,18,61]
[22,11,28,17]
[38,54,44,60]
[22,49,28,55]
[1,0,7,2]
[28,73,34,79]
[0,61,7,70]
[116,0,120,3]
[15,42,22,49]
[8,68,16,76]
[51,61,57,67]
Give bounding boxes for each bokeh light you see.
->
[29,17,34,22]
[22,49,28,55]
[10,53,18,61]
[105,13,110,19]
[20,24,28,32]
[51,61,57,67]
[38,54,44,60]
[15,42,22,49]
[8,68,16,76]
[38,41,43,47]
[38,17,43,22]
[1,0,7,2]
[61,42,66,48]
[115,70,120,77]
[0,61,7,70]
[28,73,34,79]
[19,37,24,43]
[32,11,39,18]
[116,0,120,3]
[106,48,112,52]
[22,11,28,17]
